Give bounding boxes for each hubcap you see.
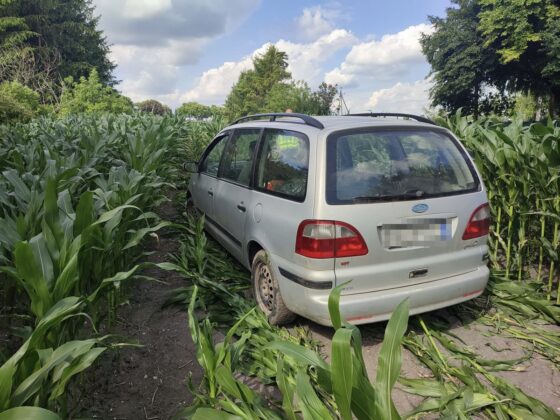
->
[256,262,275,312]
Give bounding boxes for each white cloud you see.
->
[93,0,260,102]
[365,79,433,114]
[277,29,357,82]
[181,47,267,104]
[95,0,260,46]
[296,6,338,40]
[325,24,434,87]
[122,0,172,20]
[181,29,356,105]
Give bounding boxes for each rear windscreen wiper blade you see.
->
[352,190,427,203]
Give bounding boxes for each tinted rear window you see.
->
[326,129,479,204]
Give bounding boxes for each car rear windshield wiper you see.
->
[351,190,426,203]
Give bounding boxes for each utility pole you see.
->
[336,88,350,115]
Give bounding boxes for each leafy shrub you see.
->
[0,80,40,123]
[58,69,133,116]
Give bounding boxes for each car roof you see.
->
[223,114,439,133]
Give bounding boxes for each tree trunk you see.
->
[473,83,480,119]
[549,90,560,119]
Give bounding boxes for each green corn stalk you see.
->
[537,200,546,281]
[504,205,515,280]
[492,206,502,267]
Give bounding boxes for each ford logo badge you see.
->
[412,203,429,213]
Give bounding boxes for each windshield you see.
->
[326,128,479,204]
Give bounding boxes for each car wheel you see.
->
[251,250,296,325]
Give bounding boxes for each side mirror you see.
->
[183,161,199,173]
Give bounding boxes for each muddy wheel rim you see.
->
[256,261,275,313]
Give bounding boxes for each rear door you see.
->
[324,127,487,295]
[214,128,261,260]
[191,133,229,219]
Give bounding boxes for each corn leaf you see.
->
[374,298,409,420]
[0,406,61,420]
[331,327,353,420]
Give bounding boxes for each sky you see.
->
[92,0,452,113]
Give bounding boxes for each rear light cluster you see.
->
[462,203,491,240]
[296,220,368,259]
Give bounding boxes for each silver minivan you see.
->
[186,113,490,326]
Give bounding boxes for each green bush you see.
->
[176,102,225,120]
[58,69,133,116]
[0,81,40,123]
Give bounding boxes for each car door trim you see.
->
[205,214,242,248]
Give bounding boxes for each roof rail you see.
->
[230,113,324,129]
[348,112,436,125]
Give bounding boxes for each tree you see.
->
[0,46,61,103]
[0,0,35,47]
[176,102,225,119]
[176,102,213,119]
[136,99,171,116]
[0,0,115,89]
[311,82,338,115]
[58,69,132,116]
[421,0,502,117]
[225,45,338,118]
[225,46,291,119]
[478,0,560,116]
[265,81,338,115]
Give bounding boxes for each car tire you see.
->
[251,250,296,325]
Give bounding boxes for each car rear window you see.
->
[326,128,479,204]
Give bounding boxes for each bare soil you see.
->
[76,197,202,420]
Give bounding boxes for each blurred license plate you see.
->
[382,218,451,247]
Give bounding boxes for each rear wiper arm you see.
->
[403,189,426,198]
[351,190,427,203]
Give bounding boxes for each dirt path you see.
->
[77,197,202,420]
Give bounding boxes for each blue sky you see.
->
[93,0,452,113]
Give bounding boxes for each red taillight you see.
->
[462,203,491,240]
[295,220,368,259]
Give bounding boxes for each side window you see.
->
[220,129,261,186]
[200,134,228,176]
[256,129,309,201]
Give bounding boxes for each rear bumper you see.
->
[272,254,489,326]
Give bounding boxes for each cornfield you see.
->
[0,114,190,417]
[0,113,559,419]
[435,112,560,300]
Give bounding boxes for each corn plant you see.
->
[436,112,560,300]
[180,282,410,420]
[0,113,185,414]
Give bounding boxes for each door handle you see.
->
[237,203,246,212]
[207,190,213,196]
